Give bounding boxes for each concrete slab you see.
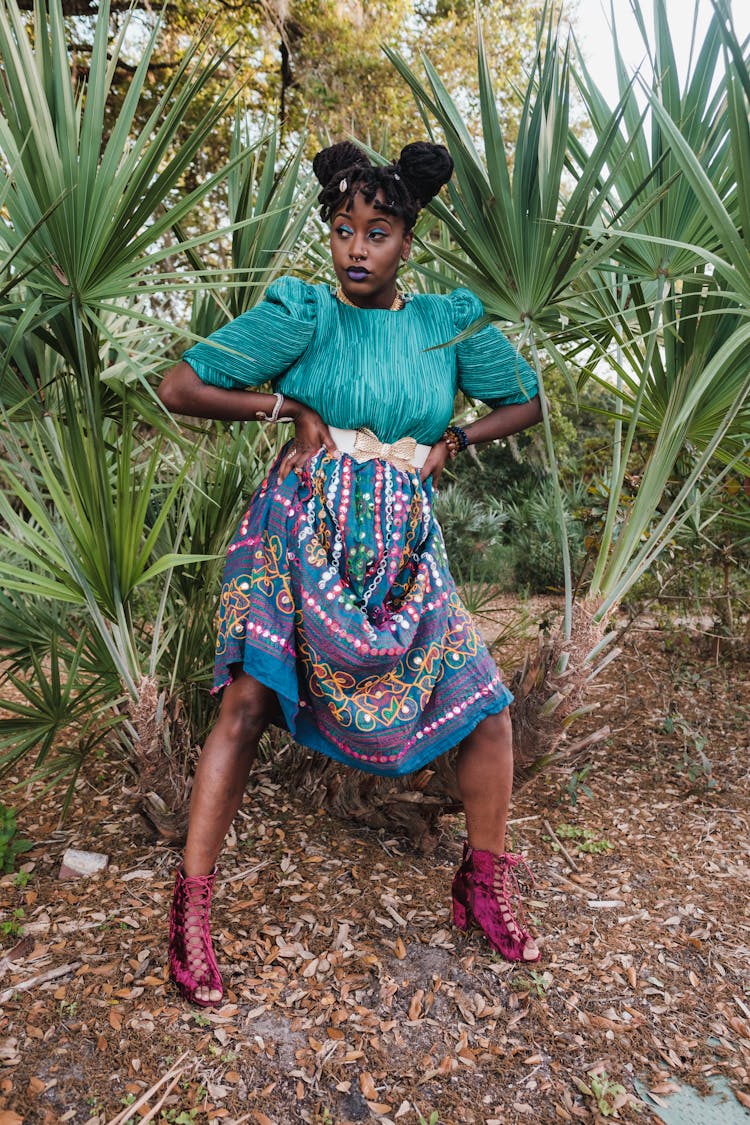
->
[635,1076,750,1124]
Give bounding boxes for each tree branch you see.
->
[69,47,184,74]
[14,0,147,10]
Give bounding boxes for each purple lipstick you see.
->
[346,267,370,281]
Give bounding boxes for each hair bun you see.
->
[312,141,371,188]
[395,142,453,206]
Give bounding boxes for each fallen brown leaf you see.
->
[359,1072,378,1099]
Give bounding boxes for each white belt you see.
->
[329,426,430,472]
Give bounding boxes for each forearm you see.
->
[157,361,306,423]
[463,395,542,446]
[423,394,542,484]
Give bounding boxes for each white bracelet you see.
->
[257,391,291,424]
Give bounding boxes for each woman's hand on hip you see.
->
[278,401,336,482]
[420,439,451,487]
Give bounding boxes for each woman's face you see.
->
[330,189,412,309]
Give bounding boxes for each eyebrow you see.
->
[332,211,393,226]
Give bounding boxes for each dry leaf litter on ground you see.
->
[0,601,748,1124]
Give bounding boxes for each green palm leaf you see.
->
[576,0,750,605]
[385,7,629,636]
[0,0,259,381]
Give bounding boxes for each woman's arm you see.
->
[158,361,287,422]
[462,394,543,445]
[157,361,335,481]
[420,393,543,485]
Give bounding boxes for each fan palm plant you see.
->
[572,0,750,614]
[0,0,246,382]
[387,8,630,646]
[0,0,317,831]
[267,1,750,847]
[0,395,208,818]
[188,114,319,337]
[376,0,749,778]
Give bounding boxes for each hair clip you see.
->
[339,178,347,192]
[393,173,400,181]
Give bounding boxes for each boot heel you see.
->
[452,895,468,931]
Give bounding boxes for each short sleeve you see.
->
[182,276,317,390]
[449,288,538,407]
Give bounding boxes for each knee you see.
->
[482,709,514,760]
[485,707,512,738]
[217,680,271,751]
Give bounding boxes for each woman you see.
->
[159,141,543,1008]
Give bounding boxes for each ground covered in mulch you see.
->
[1,604,749,1125]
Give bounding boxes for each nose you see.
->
[349,234,367,260]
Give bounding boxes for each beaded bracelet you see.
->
[442,423,469,459]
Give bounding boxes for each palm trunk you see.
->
[508,600,614,771]
[128,676,193,842]
[268,599,617,851]
[269,733,461,854]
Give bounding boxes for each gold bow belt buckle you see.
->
[351,427,418,472]
[327,426,431,471]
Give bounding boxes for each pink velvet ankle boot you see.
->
[452,842,540,962]
[168,867,224,1007]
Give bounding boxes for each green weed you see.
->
[510,969,551,997]
[0,806,33,874]
[563,763,594,806]
[574,1069,629,1116]
[662,713,716,789]
[208,1042,236,1063]
[551,824,614,855]
[417,1111,440,1125]
[0,907,25,939]
[118,1090,137,1124]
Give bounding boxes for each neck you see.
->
[337,285,402,311]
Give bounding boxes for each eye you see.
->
[369,228,388,239]
[335,224,354,237]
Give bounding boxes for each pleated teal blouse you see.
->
[183,278,538,445]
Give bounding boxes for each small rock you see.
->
[58,849,109,881]
[342,1089,370,1121]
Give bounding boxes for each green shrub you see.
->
[436,476,586,595]
[502,477,587,594]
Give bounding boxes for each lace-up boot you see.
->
[451,842,540,962]
[168,867,224,1007]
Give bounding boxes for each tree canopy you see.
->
[40,0,546,161]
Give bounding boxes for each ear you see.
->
[401,230,414,261]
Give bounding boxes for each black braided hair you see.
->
[313,140,453,231]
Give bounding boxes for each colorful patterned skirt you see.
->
[213,444,513,776]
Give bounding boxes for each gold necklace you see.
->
[336,285,403,311]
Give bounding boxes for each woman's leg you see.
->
[172,671,277,1004]
[455,709,514,854]
[455,709,539,961]
[183,670,277,875]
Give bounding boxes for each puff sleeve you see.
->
[449,288,538,407]
[182,276,317,390]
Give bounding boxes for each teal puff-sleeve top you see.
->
[183,277,538,445]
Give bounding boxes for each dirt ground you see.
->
[0,603,749,1125]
